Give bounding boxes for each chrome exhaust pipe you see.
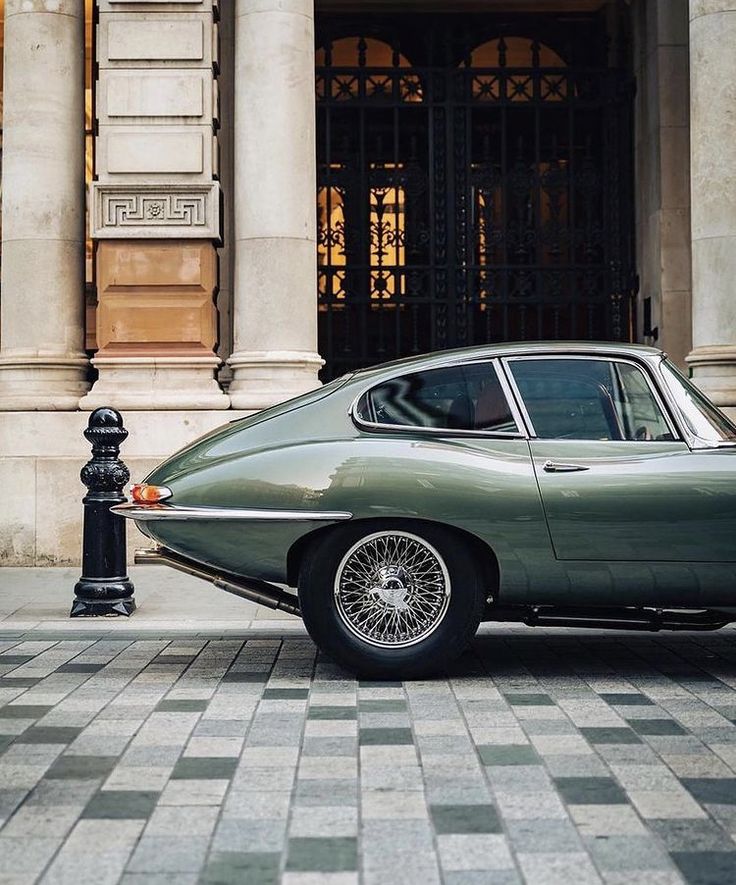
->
[134,546,301,617]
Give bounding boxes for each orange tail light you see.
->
[131,484,172,504]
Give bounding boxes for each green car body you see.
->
[123,341,736,613]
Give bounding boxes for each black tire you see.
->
[298,520,486,678]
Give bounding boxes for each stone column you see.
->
[633,0,691,367]
[229,0,323,410]
[687,0,736,413]
[0,0,89,410]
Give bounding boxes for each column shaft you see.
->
[0,0,89,410]
[229,0,323,410]
[687,0,736,413]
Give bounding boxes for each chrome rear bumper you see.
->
[112,503,352,522]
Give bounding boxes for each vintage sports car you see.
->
[114,342,736,677]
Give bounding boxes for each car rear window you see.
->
[354,362,518,433]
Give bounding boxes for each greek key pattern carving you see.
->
[106,193,207,227]
[92,184,219,239]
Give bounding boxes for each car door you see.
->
[503,354,736,563]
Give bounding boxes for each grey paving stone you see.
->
[516,850,602,884]
[221,671,269,683]
[671,850,736,885]
[630,719,688,736]
[82,790,159,820]
[359,699,407,712]
[506,819,582,854]
[155,699,208,713]
[16,726,83,744]
[1,677,42,688]
[45,754,119,779]
[295,778,358,807]
[585,834,672,870]
[444,872,521,885]
[437,833,515,872]
[478,744,540,766]
[0,705,53,719]
[170,756,237,779]
[307,706,357,720]
[263,688,309,699]
[600,694,655,706]
[201,850,280,885]
[650,819,736,852]
[681,778,736,805]
[286,836,358,872]
[211,818,287,853]
[126,835,210,873]
[430,803,501,834]
[504,693,555,706]
[359,727,413,745]
[579,727,643,744]
[554,777,628,805]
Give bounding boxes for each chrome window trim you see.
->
[111,503,353,522]
[348,358,527,439]
[501,353,682,443]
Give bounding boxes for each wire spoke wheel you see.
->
[334,530,451,648]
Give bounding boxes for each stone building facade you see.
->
[0,0,733,565]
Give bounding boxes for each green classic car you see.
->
[113,342,736,676]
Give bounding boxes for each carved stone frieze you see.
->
[91,183,220,239]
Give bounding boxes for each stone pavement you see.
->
[1,570,736,883]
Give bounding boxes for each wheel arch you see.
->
[286,516,500,599]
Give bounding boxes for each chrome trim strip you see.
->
[111,503,353,522]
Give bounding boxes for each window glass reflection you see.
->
[660,360,736,445]
[510,358,673,441]
[357,362,517,433]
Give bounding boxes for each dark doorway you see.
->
[316,10,635,380]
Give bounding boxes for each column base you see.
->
[227,350,324,410]
[79,355,230,411]
[0,356,90,411]
[685,345,736,410]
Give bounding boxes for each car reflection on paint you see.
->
[113,342,736,677]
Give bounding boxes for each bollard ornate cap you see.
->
[84,407,129,451]
[81,406,130,492]
[89,407,124,429]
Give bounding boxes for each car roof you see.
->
[347,341,665,384]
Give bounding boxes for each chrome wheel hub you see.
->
[334,531,451,648]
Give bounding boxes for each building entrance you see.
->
[316,11,635,379]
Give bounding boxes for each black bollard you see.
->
[71,408,135,617]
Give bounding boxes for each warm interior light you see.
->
[131,484,172,504]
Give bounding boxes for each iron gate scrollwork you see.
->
[316,13,635,380]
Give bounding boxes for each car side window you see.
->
[508,358,674,441]
[355,362,518,433]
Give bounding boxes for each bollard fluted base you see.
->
[71,576,136,617]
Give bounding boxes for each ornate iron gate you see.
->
[316,13,635,379]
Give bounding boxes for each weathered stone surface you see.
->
[228,0,323,410]
[0,1,89,410]
[687,0,736,407]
